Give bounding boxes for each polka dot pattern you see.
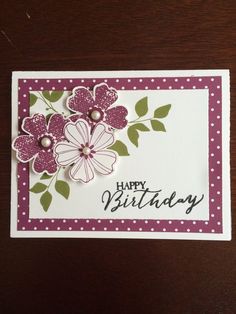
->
[17,76,222,234]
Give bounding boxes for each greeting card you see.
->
[11,70,231,240]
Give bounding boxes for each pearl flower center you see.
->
[82,147,91,155]
[90,110,101,121]
[40,136,52,148]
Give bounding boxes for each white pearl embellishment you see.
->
[82,147,91,155]
[40,137,52,148]
[90,110,101,121]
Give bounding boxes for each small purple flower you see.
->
[12,113,69,174]
[67,83,128,129]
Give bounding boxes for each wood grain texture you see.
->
[0,0,235,313]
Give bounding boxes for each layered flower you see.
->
[67,83,128,129]
[12,113,69,174]
[55,119,117,183]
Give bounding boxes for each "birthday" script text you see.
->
[101,181,204,214]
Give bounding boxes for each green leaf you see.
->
[49,91,63,102]
[42,91,63,102]
[40,173,53,180]
[126,123,149,147]
[108,140,129,156]
[42,91,51,100]
[29,93,37,106]
[46,113,53,122]
[55,180,70,199]
[40,191,52,212]
[154,104,171,118]
[132,123,150,132]
[135,96,148,117]
[151,119,166,132]
[30,182,47,193]
[127,126,139,147]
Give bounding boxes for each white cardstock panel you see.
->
[29,89,209,220]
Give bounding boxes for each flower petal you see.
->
[69,157,94,183]
[55,142,80,166]
[105,106,128,129]
[69,113,83,123]
[90,150,116,175]
[12,135,40,162]
[48,114,69,141]
[90,123,115,151]
[33,151,58,174]
[22,114,47,138]
[67,87,94,114]
[94,83,118,110]
[64,120,90,147]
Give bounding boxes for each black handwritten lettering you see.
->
[101,188,204,214]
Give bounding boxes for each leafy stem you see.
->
[30,167,69,212]
[37,92,58,113]
[127,100,171,147]
[128,117,153,125]
[46,167,61,191]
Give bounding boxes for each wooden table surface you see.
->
[0,1,235,313]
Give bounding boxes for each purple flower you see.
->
[12,113,69,174]
[67,83,128,129]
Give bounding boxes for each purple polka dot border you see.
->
[16,76,222,234]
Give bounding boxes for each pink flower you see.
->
[54,119,117,183]
[12,113,69,174]
[67,83,128,129]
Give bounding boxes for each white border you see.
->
[11,70,231,240]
